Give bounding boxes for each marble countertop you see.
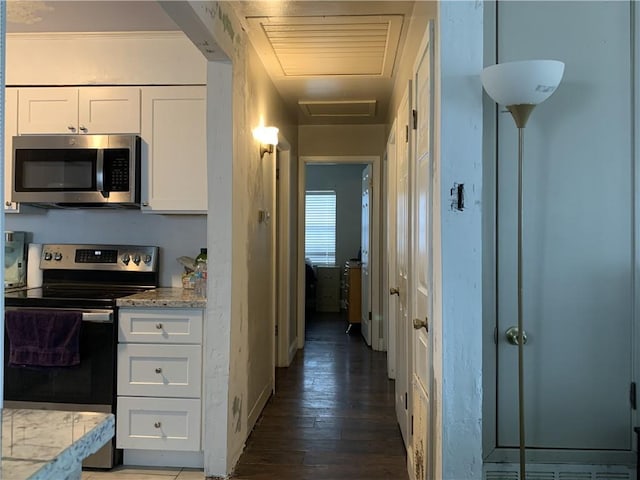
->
[2,408,114,479]
[116,287,206,308]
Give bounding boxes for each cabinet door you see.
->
[78,87,140,134]
[141,86,206,213]
[18,87,78,134]
[4,88,18,212]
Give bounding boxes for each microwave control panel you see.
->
[103,150,130,192]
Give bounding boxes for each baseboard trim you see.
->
[247,381,273,433]
[288,340,297,365]
[123,449,203,469]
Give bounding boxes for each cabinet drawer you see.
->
[119,309,203,344]
[117,396,200,451]
[118,344,201,398]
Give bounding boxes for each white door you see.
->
[410,23,434,480]
[395,85,411,446]
[361,165,372,345]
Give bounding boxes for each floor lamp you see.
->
[481,60,565,480]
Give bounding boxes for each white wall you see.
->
[436,2,484,478]
[7,32,206,85]
[305,164,365,269]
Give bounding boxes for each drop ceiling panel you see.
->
[246,15,403,77]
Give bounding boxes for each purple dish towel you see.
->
[5,310,82,367]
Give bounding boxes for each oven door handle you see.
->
[82,311,113,323]
[5,307,113,323]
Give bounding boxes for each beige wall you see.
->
[224,5,298,472]
[299,124,387,157]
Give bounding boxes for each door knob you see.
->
[505,326,527,345]
[390,287,400,296]
[413,317,428,332]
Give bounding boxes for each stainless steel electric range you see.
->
[4,243,159,469]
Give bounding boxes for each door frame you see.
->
[275,135,298,368]
[385,120,398,378]
[296,155,382,350]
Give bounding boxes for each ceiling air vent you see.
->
[246,15,403,77]
[299,100,376,118]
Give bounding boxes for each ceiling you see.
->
[6,0,419,125]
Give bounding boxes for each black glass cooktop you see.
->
[4,284,150,309]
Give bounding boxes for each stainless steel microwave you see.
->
[12,134,141,208]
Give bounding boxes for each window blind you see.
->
[305,190,336,265]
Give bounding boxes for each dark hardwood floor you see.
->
[232,311,409,480]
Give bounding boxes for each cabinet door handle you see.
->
[155,323,163,329]
[155,367,162,374]
[154,421,162,428]
[79,125,88,133]
[67,125,76,132]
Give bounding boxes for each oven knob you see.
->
[144,255,152,264]
[122,254,130,265]
[44,252,52,261]
[133,255,141,265]
[54,253,62,261]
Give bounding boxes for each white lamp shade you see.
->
[481,60,565,106]
[253,126,279,146]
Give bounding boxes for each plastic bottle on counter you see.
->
[194,248,208,298]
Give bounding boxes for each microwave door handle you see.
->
[96,150,108,198]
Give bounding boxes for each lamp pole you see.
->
[507,103,535,480]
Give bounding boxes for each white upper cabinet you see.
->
[18,87,140,135]
[4,88,19,212]
[140,86,206,214]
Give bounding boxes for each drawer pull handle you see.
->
[154,422,162,428]
[155,323,163,329]
[155,367,162,374]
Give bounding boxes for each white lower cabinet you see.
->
[117,308,203,463]
[117,396,201,452]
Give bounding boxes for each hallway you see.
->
[232,312,408,479]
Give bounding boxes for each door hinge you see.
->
[405,393,408,410]
[412,109,418,130]
[494,326,498,344]
[631,382,637,410]
[369,311,372,321]
[405,124,409,143]
[411,415,414,436]
[276,168,280,180]
[275,324,278,336]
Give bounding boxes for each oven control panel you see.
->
[40,244,159,272]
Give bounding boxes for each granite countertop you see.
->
[2,408,114,480]
[116,287,206,308]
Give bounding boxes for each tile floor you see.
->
[82,467,204,479]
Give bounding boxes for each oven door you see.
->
[3,308,115,406]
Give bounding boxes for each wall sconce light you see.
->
[252,126,279,158]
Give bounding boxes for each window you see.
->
[305,190,336,265]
